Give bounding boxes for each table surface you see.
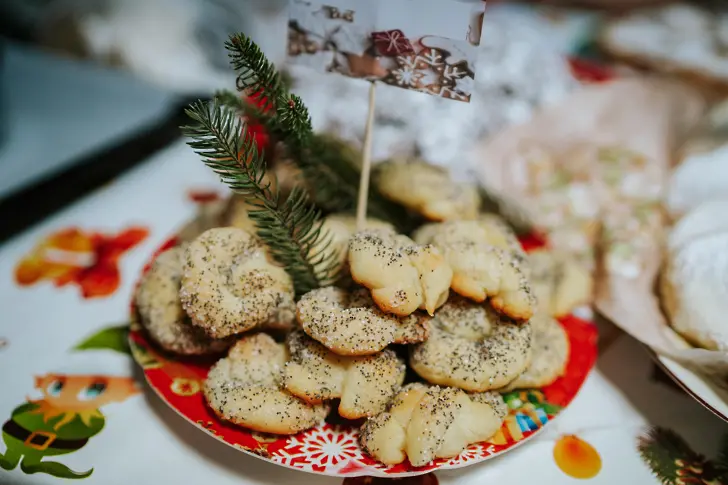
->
[0,139,726,485]
[0,41,178,200]
[1,4,727,484]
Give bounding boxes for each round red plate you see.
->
[129,237,598,478]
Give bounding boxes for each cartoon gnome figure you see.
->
[0,351,139,479]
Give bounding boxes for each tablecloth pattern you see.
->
[0,140,727,485]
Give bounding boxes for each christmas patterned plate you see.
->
[129,238,599,478]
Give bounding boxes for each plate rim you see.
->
[129,326,549,478]
[128,235,598,477]
[645,346,728,424]
[128,320,595,478]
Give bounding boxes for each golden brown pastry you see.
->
[283,330,406,419]
[360,383,506,466]
[414,218,535,321]
[348,229,452,317]
[297,286,429,356]
[179,227,295,338]
[500,314,569,391]
[526,249,593,317]
[410,296,532,392]
[374,160,480,221]
[204,333,329,434]
[309,213,395,280]
[135,246,232,355]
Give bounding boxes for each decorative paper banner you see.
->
[287,0,486,102]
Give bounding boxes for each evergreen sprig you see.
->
[226,34,285,112]
[182,98,338,295]
[636,426,726,485]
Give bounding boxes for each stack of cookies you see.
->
[134,160,579,467]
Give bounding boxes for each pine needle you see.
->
[182,99,338,295]
[226,33,284,113]
[636,426,709,485]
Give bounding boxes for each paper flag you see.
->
[287,0,486,103]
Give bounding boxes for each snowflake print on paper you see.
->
[287,0,485,102]
[271,424,364,472]
[415,49,445,69]
[441,64,469,85]
[429,86,470,102]
[393,62,424,87]
[384,45,475,102]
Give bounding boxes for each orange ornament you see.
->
[553,435,602,479]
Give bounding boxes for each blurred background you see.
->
[0,0,721,239]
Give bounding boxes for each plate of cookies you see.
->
[129,186,598,478]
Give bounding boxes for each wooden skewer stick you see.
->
[356,81,377,232]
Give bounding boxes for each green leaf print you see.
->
[74,325,131,355]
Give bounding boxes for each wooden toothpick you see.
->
[356,81,377,232]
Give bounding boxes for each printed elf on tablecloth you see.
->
[0,329,138,479]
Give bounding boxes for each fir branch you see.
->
[226,33,284,112]
[636,427,709,485]
[182,99,338,295]
[214,89,247,113]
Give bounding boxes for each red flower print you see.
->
[187,189,223,204]
[14,226,149,298]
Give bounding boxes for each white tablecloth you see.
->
[1,141,726,485]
